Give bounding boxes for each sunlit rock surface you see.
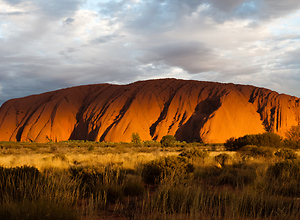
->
[0,79,299,143]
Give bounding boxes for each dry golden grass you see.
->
[0,149,180,171]
[0,141,222,171]
[1,141,300,220]
[1,145,286,172]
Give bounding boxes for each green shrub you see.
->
[87,145,95,151]
[179,148,209,165]
[238,145,274,158]
[69,166,126,201]
[142,140,161,147]
[283,125,300,148]
[160,135,176,148]
[225,133,282,151]
[283,139,300,149]
[224,137,237,151]
[141,156,194,185]
[275,149,297,160]
[179,148,209,159]
[131,133,141,146]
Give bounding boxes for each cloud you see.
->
[137,41,221,73]
[0,11,28,16]
[262,0,300,18]
[2,0,23,5]
[64,17,75,25]
[202,0,300,22]
[90,34,123,44]
[98,0,204,33]
[1,0,300,106]
[97,0,300,32]
[33,0,84,18]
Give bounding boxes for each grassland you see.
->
[0,140,299,219]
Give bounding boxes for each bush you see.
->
[275,149,297,160]
[214,153,231,168]
[142,140,161,147]
[141,156,194,185]
[283,139,300,149]
[160,135,176,147]
[69,165,145,204]
[224,137,237,151]
[179,148,209,164]
[69,166,126,202]
[225,133,282,151]
[238,145,274,158]
[283,125,300,149]
[131,133,141,146]
[179,148,209,159]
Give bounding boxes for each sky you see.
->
[1,0,300,106]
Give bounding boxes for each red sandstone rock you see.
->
[0,79,299,143]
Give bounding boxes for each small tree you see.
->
[284,125,300,149]
[131,133,141,145]
[160,135,176,147]
[224,137,238,151]
[285,125,300,142]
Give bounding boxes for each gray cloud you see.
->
[0,11,28,16]
[202,0,300,22]
[3,0,84,18]
[1,0,300,106]
[64,17,75,25]
[98,0,204,33]
[138,41,221,73]
[90,34,123,44]
[3,0,24,5]
[261,0,300,18]
[34,0,84,18]
[208,0,245,12]
[98,0,300,32]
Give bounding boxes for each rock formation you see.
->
[0,78,299,143]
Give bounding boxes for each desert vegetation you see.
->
[0,132,300,219]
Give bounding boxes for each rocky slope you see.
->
[0,79,299,143]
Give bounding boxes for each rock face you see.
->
[0,79,299,143]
